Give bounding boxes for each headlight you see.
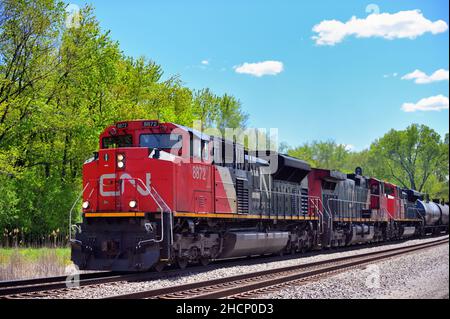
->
[129,200,137,208]
[82,201,90,209]
[117,154,124,161]
[117,161,124,168]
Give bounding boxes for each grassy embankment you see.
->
[0,248,71,281]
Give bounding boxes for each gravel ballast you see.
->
[44,235,448,299]
[262,242,449,299]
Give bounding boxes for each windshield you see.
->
[140,134,182,149]
[102,135,133,149]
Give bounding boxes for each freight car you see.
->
[403,189,449,235]
[70,120,449,271]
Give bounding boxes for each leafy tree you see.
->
[192,88,220,129]
[216,94,248,130]
[370,124,446,192]
[288,140,352,171]
[0,0,248,240]
[287,125,448,201]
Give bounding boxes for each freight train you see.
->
[70,120,449,271]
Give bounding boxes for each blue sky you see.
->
[68,0,449,150]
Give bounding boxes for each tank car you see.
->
[403,189,449,235]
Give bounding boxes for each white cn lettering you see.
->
[99,173,120,197]
[100,173,151,197]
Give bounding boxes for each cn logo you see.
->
[99,173,151,197]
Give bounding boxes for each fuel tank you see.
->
[401,226,416,238]
[347,225,375,245]
[220,232,290,259]
[416,200,441,226]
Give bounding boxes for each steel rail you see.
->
[0,271,114,289]
[0,271,137,297]
[105,237,448,299]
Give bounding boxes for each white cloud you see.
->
[401,69,449,84]
[402,95,449,112]
[234,61,284,77]
[312,10,448,46]
[201,60,209,65]
[344,144,355,151]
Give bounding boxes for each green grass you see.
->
[0,247,71,265]
[0,248,72,280]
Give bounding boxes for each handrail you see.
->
[308,196,331,234]
[408,207,425,224]
[254,189,329,234]
[68,182,90,242]
[132,178,172,249]
[326,198,370,220]
[68,177,173,253]
[380,207,390,221]
[321,198,333,231]
[370,193,408,220]
[308,197,324,233]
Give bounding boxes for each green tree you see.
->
[286,125,448,201]
[216,94,248,131]
[288,140,352,171]
[370,124,446,193]
[0,0,249,239]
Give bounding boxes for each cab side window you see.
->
[202,140,209,161]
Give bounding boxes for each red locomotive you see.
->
[71,120,449,271]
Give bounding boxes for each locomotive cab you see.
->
[72,120,213,271]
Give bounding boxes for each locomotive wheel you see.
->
[177,258,189,270]
[200,257,210,266]
[154,261,166,272]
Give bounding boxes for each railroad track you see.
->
[0,251,316,298]
[0,236,447,299]
[0,271,136,298]
[105,237,448,299]
[0,253,301,298]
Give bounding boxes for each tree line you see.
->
[287,124,449,202]
[0,1,447,245]
[0,0,248,242]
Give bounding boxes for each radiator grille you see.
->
[301,188,309,214]
[236,179,249,214]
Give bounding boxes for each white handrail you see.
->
[326,198,370,219]
[133,178,172,248]
[309,198,324,233]
[69,182,90,242]
[408,207,425,224]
